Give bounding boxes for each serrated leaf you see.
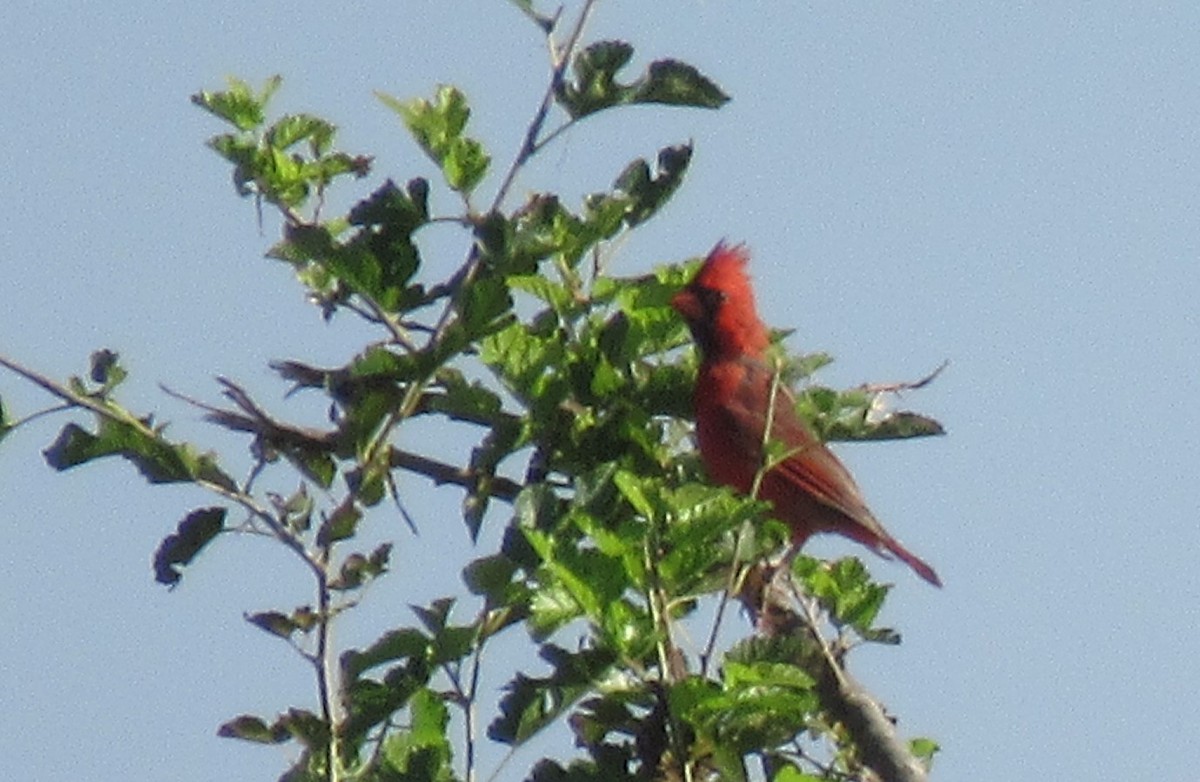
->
[556,41,729,119]
[613,143,692,227]
[45,417,237,491]
[792,556,892,636]
[192,75,280,131]
[489,645,616,745]
[554,40,636,119]
[152,507,226,587]
[411,596,455,634]
[379,86,491,194]
[267,113,334,151]
[444,136,490,192]
[508,274,573,311]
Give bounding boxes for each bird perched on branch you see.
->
[671,242,940,587]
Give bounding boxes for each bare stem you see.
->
[314,565,341,781]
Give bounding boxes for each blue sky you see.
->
[2,2,1198,779]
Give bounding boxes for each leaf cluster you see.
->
[0,7,943,782]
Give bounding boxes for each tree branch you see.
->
[738,562,929,782]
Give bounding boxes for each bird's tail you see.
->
[880,535,942,587]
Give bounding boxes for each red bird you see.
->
[671,242,941,587]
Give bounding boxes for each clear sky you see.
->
[2,2,1198,780]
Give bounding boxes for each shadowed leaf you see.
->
[153,507,226,587]
[556,41,729,119]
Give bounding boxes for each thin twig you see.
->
[463,632,486,782]
[0,356,338,732]
[702,359,789,671]
[314,564,340,781]
[356,294,421,352]
[426,0,594,350]
[855,359,948,396]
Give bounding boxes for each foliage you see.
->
[0,4,943,782]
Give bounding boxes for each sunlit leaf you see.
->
[379,86,491,193]
[191,75,280,131]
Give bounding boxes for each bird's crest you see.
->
[690,241,770,357]
[694,241,754,303]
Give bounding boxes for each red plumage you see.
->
[672,242,941,587]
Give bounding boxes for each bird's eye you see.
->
[698,286,727,310]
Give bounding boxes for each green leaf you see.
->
[266,113,334,151]
[444,136,490,193]
[349,177,430,233]
[192,75,281,131]
[428,369,507,424]
[489,645,616,745]
[0,396,11,445]
[381,688,454,780]
[45,418,236,491]
[88,349,126,391]
[329,543,392,591]
[245,610,301,639]
[632,60,730,109]
[910,736,940,763]
[480,320,566,402]
[152,507,226,587]
[463,553,518,599]
[834,409,946,441]
[341,627,430,681]
[612,470,654,519]
[613,143,693,227]
[508,0,554,32]
[411,597,455,635]
[217,714,290,744]
[674,659,818,757]
[772,766,824,782]
[379,86,491,194]
[316,499,361,547]
[508,274,573,312]
[792,556,895,639]
[555,41,729,119]
[528,581,583,640]
[409,601,480,666]
[554,40,636,119]
[458,271,513,338]
[217,709,328,751]
[462,421,521,540]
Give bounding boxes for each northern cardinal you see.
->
[671,242,941,587]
